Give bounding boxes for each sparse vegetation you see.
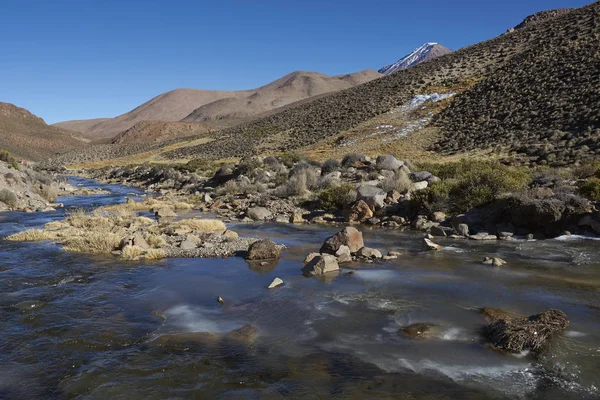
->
[414,160,532,214]
[579,178,600,201]
[0,150,19,170]
[318,184,356,210]
[0,188,18,208]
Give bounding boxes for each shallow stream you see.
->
[0,177,598,399]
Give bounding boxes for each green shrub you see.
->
[578,178,600,201]
[573,161,600,179]
[413,160,532,214]
[0,188,18,208]
[318,184,356,210]
[279,151,306,168]
[0,150,19,170]
[182,158,218,174]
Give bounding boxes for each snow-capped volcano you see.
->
[378,43,452,75]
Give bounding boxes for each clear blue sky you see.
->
[0,0,591,124]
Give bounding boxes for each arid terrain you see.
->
[40,3,600,170]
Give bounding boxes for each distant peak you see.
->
[378,42,451,75]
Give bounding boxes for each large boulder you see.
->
[246,238,282,260]
[375,155,403,171]
[483,309,569,353]
[247,207,272,221]
[410,171,433,182]
[155,208,176,220]
[356,185,387,210]
[578,214,600,234]
[320,227,364,255]
[302,254,339,277]
[343,200,373,223]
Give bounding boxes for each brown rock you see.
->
[302,255,339,277]
[320,227,364,255]
[246,239,282,260]
[343,200,373,223]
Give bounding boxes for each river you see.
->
[0,177,598,399]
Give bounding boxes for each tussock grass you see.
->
[121,245,167,260]
[5,229,61,241]
[100,198,193,213]
[165,218,226,232]
[145,234,168,248]
[62,232,122,254]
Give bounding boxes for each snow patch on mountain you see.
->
[379,43,450,75]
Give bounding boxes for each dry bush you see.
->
[217,180,239,196]
[121,245,167,260]
[6,229,60,241]
[40,184,59,202]
[165,218,226,232]
[145,234,168,248]
[0,189,18,208]
[62,232,122,254]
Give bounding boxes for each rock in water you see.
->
[320,227,365,255]
[357,247,383,259]
[267,277,284,289]
[422,238,443,251]
[482,257,507,267]
[483,309,569,353]
[246,239,282,260]
[155,208,176,220]
[302,255,339,277]
[398,323,439,339]
[247,207,272,221]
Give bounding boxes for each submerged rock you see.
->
[302,254,339,277]
[398,323,439,339]
[482,257,506,267]
[483,309,569,354]
[226,325,258,344]
[246,238,282,260]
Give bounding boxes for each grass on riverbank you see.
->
[5,209,225,260]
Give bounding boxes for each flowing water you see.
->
[0,177,599,399]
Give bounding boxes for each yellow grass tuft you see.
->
[167,218,226,232]
[145,234,168,248]
[61,232,122,254]
[121,245,166,260]
[5,229,60,242]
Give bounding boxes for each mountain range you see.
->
[53,70,383,142]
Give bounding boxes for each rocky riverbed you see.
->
[1,176,598,399]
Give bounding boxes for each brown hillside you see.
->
[55,70,382,141]
[111,120,211,145]
[182,70,382,122]
[0,102,86,161]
